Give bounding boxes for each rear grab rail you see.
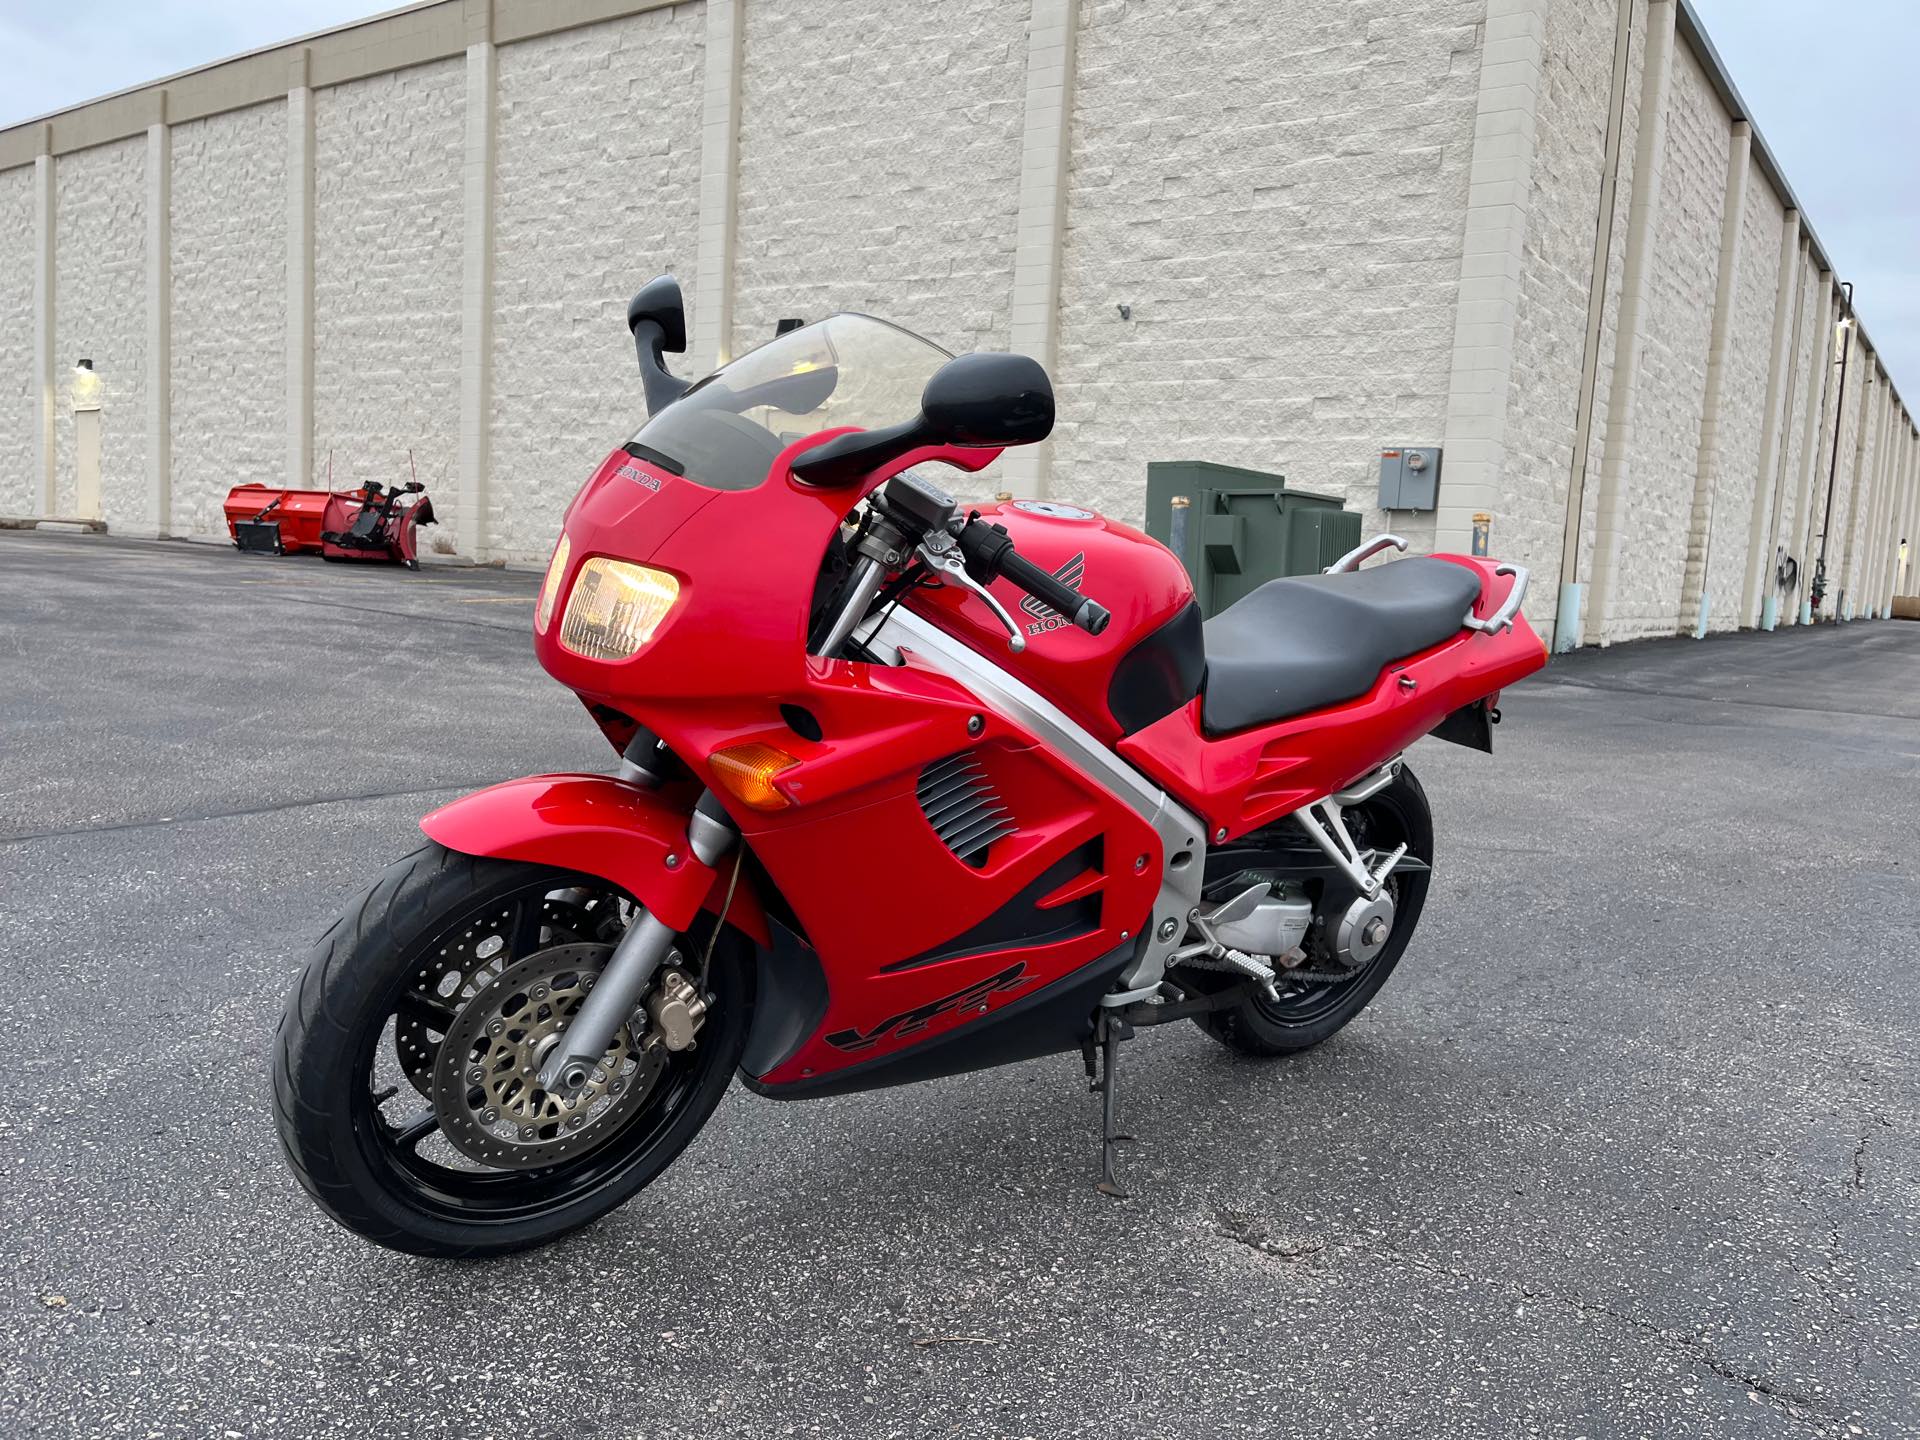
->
[1324,533,1407,574]
[1325,532,1529,635]
[1461,562,1528,635]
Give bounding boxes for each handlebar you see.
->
[956,518,1111,635]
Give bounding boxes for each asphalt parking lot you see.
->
[2,528,1915,1440]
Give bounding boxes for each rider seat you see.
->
[1200,558,1483,734]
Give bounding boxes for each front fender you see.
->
[420,774,768,942]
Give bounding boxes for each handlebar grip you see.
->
[998,547,1111,635]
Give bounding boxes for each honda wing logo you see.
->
[1020,552,1084,636]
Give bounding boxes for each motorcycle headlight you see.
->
[558,558,681,661]
[535,532,570,632]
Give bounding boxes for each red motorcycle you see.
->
[274,277,1546,1255]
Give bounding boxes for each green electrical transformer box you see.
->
[1143,461,1362,617]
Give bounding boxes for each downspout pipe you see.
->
[1812,280,1853,616]
[1552,0,1636,654]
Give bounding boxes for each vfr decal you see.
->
[1022,553,1085,635]
[825,963,1033,1052]
[615,462,663,492]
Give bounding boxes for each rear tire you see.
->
[1196,765,1433,1058]
[272,843,752,1257]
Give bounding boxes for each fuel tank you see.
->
[903,499,1202,743]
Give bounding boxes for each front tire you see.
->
[272,843,751,1257]
[1196,765,1433,1058]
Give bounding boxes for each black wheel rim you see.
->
[345,872,730,1226]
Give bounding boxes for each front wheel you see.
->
[1195,765,1433,1058]
[272,843,752,1257]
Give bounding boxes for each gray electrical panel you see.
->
[1378,445,1441,511]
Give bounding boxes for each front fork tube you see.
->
[534,792,738,1096]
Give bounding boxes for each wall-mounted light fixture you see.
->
[70,357,103,413]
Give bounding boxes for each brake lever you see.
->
[917,534,1026,653]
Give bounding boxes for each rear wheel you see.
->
[1195,766,1433,1058]
[272,843,751,1257]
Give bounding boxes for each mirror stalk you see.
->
[633,319,691,415]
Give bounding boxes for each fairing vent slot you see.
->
[917,753,1017,867]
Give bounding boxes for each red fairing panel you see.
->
[1118,557,1548,839]
[420,774,769,944]
[530,436,1163,1090]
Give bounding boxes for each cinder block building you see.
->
[2,0,1915,643]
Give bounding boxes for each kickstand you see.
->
[1090,1012,1135,1199]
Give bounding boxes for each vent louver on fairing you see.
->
[916,753,1017,866]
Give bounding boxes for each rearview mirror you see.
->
[791,351,1054,486]
[626,276,686,352]
[921,352,1054,448]
[627,275,691,414]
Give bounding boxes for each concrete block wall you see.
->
[1768,242,1823,614]
[730,0,1026,364]
[1566,0,1650,608]
[311,60,465,532]
[169,101,287,539]
[1607,38,1723,644]
[1845,366,1892,605]
[1701,145,1782,630]
[0,165,33,515]
[1048,0,1484,534]
[488,6,704,567]
[0,0,1914,650]
[1821,337,1868,581]
[52,135,147,527]
[1498,0,1624,643]
[170,100,286,541]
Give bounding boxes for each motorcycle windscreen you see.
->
[624,314,950,493]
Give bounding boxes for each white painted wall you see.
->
[1608,38,1723,644]
[731,0,1027,362]
[310,59,466,537]
[169,100,287,539]
[488,5,705,566]
[1500,0,1626,643]
[1701,161,1782,628]
[0,165,33,516]
[1049,0,1484,535]
[0,0,1913,648]
[52,136,146,527]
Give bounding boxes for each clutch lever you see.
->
[917,533,1026,653]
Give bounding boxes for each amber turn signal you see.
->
[708,742,801,811]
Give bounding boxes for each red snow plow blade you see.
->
[223,481,436,568]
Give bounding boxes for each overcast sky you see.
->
[2,0,1914,392]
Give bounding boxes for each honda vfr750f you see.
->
[274,275,1546,1256]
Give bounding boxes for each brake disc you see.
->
[428,943,668,1170]
[394,891,620,1097]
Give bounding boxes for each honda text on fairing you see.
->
[273,275,1547,1256]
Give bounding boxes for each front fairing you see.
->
[531,430,1166,1094]
[526,324,1173,1096]
[536,431,1001,705]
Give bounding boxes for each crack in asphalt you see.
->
[1206,1215,1861,1434]
[1668,1334,1853,1430]
[1818,1113,1889,1376]
[1851,1120,1879,1192]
